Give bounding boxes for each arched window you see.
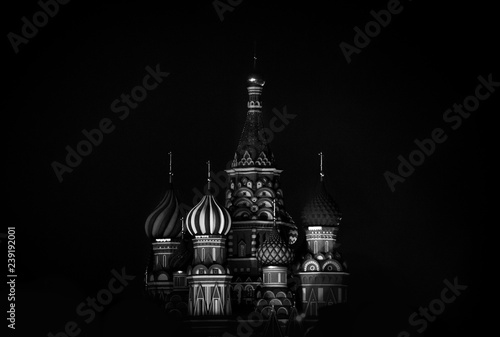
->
[238,240,246,257]
[277,307,288,318]
[263,291,275,299]
[269,298,282,306]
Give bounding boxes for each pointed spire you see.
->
[262,306,284,337]
[168,151,173,184]
[285,306,304,337]
[253,41,257,71]
[206,160,211,193]
[232,49,273,168]
[319,151,324,182]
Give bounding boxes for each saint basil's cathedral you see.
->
[143,67,349,336]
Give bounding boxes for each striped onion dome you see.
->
[301,181,342,227]
[186,194,232,236]
[144,184,182,239]
[257,226,294,266]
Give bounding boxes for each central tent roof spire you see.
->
[231,48,274,168]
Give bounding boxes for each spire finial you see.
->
[206,160,211,192]
[318,152,324,182]
[253,40,257,71]
[168,151,173,184]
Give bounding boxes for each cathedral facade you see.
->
[143,70,349,336]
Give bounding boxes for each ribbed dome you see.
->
[257,226,294,266]
[301,182,342,227]
[186,194,232,236]
[145,184,182,239]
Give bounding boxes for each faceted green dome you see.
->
[301,182,342,227]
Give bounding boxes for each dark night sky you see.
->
[3,0,495,336]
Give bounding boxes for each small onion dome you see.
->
[248,73,265,86]
[145,185,182,239]
[186,194,232,235]
[257,226,294,266]
[301,182,342,227]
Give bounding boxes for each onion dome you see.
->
[301,181,342,227]
[144,183,182,239]
[257,226,294,266]
[302,152,342,226]
[186,194,232,236]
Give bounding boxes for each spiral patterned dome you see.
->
[257,226,294,266]
[301,182,342,227]
[186,194,232,236]
[145,184,182,239]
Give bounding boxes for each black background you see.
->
[3,0,495,336]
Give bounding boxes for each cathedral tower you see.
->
[144,152,183,301]
[255,199,295,319]
[296,152,349,316]
[185,162,233,316]
[224,70,298,309]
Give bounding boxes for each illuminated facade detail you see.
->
[254,200,295,319]
[144,152,186,308]
[143,69,351,335]
[224,73,302,322]
[296,153,349,317]
[185,163,233,317]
